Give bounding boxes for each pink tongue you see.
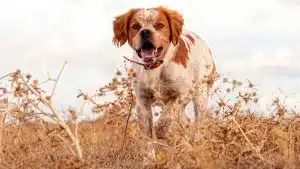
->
[141,49,156,58]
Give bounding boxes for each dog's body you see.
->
[113,7,216,138]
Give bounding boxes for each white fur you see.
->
[134,9,158,26]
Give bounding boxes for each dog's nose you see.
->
[140,29,152,39]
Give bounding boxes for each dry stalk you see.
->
[145,137,172,148]
[57,134,77,157]
[0,99,7,162]
[0,63,298,168]
[51,61,67,97]
[78,90,97,105]
[121,89,134,151]
[28,84,82,159]
[0,73,13,81]
[15,63,83,159]
[232,118,274,166]
[220,91,275,166]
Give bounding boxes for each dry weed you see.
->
[0,62,299,169]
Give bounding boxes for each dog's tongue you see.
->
[141,48,156,58]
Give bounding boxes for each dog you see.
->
[112,6,216,138]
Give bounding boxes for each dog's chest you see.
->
[148,74,181,103]
[136,65,191,103]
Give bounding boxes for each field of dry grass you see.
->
[0,63,299,169]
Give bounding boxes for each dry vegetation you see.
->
[0,61,299,169]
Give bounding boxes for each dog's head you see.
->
[112,6,184,65]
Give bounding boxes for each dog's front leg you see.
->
[178,96,192,125]
[193,91,209,124]
[136,103,153,138]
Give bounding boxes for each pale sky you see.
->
[0,0,299,119]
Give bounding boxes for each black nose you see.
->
[140,29,152,39]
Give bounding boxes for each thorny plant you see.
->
[0,61,299,169]
[0,62,83,160]
[76,61,299,168]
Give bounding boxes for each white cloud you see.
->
[222,45,300,74]
[279,0,300,6]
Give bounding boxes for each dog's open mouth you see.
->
[136,42,163,64]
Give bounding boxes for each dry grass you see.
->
[0,62,299,169]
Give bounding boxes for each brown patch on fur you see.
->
[184,33,195,45]
[154,6,184,45]
[182,33,196,53]
[172,37,189,68]
[112,8,140,47]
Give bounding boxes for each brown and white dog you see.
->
[112,6,216,138]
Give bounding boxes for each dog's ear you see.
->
[112,9,139,47]
[156,6,184,46]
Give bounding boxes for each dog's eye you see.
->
[155,23,164,30]
[132,24,141,30]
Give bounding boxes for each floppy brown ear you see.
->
[112,8,139,47]
[156,6,184,46]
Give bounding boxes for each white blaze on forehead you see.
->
[134,9,159,26]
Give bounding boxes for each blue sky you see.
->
[0,0,299,119]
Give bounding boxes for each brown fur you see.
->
[172,37,189,68]
[112,8,140,47]
[113,6,184,49]
[185,33,195,45]
[154,6,184,45]
[172,32,198,68]
[127,8,172,49]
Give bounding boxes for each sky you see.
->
[0,0,299,120]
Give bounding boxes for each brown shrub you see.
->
[0,63,299,169]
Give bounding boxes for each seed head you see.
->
[26,74,32,79]
[116,71,122,76]
[153,91,161,100]
[223,78,228,83]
